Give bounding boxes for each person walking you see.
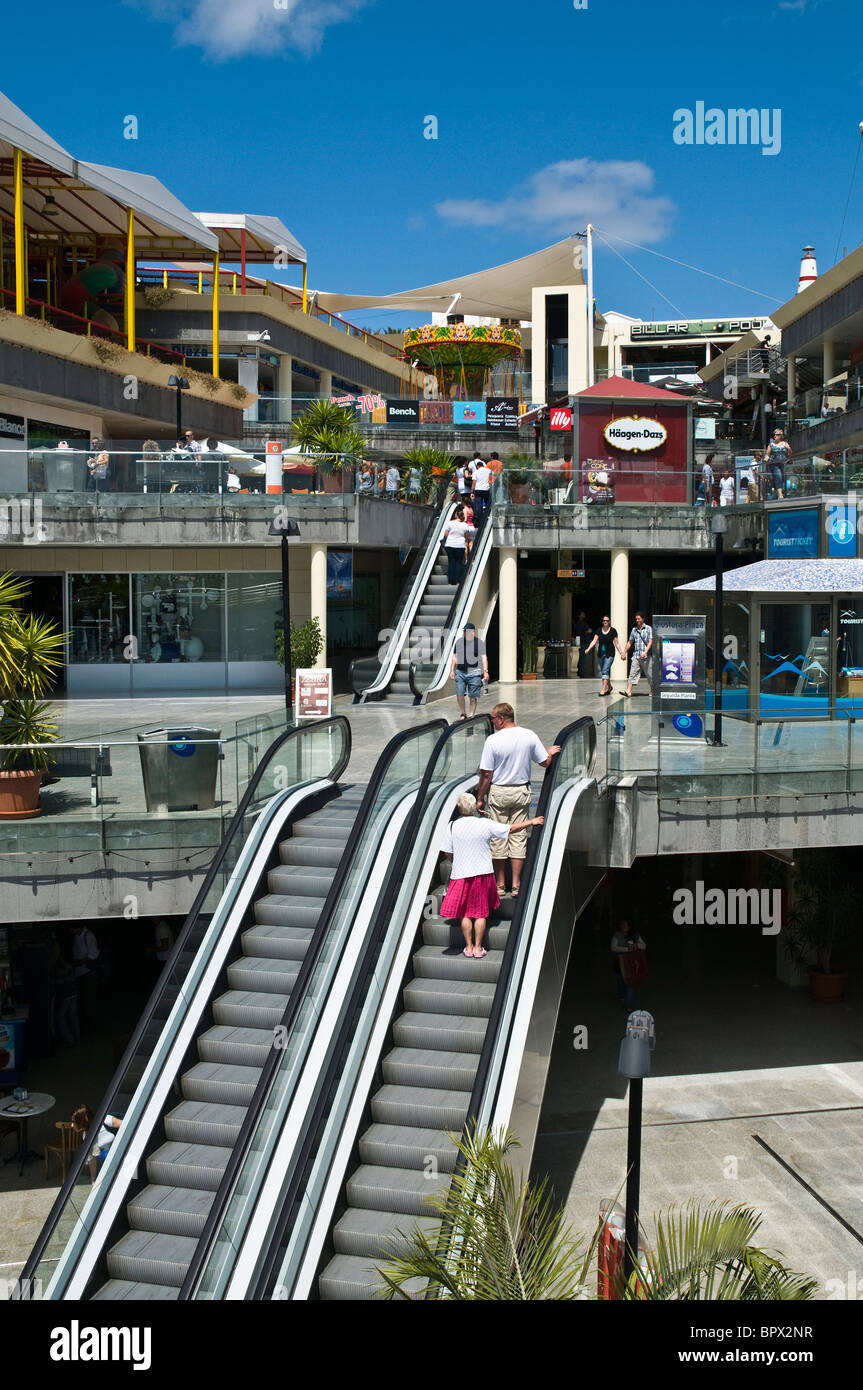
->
[584,614,623,697]
[442,505,475,584]
[440,794,543,957]
[719,468,735,506]
[471,456,492,523]
[763,429,791,500]
[624,612,654,698]
[611,919,647,1010]
[701,454,716,506]
[574,610,593,678]
[384,463,401,500]
[450,621,488,719]
[454,456,474,503]
[475,703,560,897]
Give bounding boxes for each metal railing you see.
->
[0,286,185,364]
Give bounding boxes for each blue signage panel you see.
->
[827,503,857,558]
[767,509,819,559]
[453,400,487,425]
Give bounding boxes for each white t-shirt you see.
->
[480,726,547,785]
[719,476,735,502]
[443,519,475,549]
[473,465,492,491]
[455,464,473,493]
[386,467,400,492]
[442,815,512,879]
[72,929,100,978]
[226,472,240,492]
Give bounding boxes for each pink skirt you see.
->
[440,873,500,920]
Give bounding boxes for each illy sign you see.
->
[603,416,667,452]
[549,407,572,431]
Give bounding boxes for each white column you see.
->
[823,339,835,391]
[319,369,332,401]
[499,547,518,684]
[787,357,797,410]
[310,543,327,668]
[610,548,629,680]
[238,354,259,422]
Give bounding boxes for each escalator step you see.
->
[412,944,501,984]
[226,955,301,994]
[319,1253,426,1301]
[105,1230,198,1289]
[393,1010,487,1054]
[347,1164,451,1217]
[402,977,495,1018]
[164,1099,246,1147]
[197,1025,273,1068]
[181,1062,262,1107]
[358,1123,458,1172]
[382,1047,479,1092]
[92,1280,179,1301]
[332,1205,440,1258]
[253,894,322,930]
[279,841,344,868]
[266,865,337,897]
[292,822,354,841]
[371,1083,471,1130]
[241,923,314,961]
[126,1185,215,1239]
[212,988,290,1029]
[422,919,509,951]
[146,1141,232,1191]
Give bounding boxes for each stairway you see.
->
[317,885,517,1300]
[385,553,453,705]
[91,786,365,1301]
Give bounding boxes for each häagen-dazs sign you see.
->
[603,416,668,452]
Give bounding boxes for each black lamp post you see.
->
[710,511,728,745]
[618,1009,655,1286]
[168,374,190,439]
[280,519,301,721]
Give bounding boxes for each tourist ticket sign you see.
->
[296,668,333,720]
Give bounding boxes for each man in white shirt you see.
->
[385,464,401,499]
[471,457,493,522]
[454,458,474,500]
[475,703,560,896]
[225,467,241,493]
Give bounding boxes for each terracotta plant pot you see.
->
[809,969,847,1003]
[0,769,44,819]
[509,484,530,504]
[321,472,344,494]
[521,673,538,681]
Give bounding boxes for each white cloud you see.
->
[434,158,675,244]
[128,0,371,60]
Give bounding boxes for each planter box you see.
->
[0,769,44,819]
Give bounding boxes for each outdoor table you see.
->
[0,1092,55,1176]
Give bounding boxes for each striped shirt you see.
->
[629,623,653,658]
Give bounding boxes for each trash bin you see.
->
[42,450,89,492]
[137,728,221,812]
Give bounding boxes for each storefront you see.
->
[573,376,692,505]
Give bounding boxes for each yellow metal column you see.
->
[125,207,136,351]
[13,148,25,315]
[302,262,307,313]
[212,251,220,377]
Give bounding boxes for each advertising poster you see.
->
[652,614,706,736]
[295,668,333,720]
[453,400,486,425]
[581,458,615,503]
[486,397,519,432]
[767,509,819,558]
[326,551,353,596]
[386,400,419,426]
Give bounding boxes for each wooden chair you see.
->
[44,1121,84,1183]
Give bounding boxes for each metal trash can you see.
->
[137,728,221,812]
[42,450,89,492]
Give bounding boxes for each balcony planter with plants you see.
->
[0,575,64,820]
[518,585,546,681]
[291,400,365,496]
[275,617,325,703]
[785,850,855,1003]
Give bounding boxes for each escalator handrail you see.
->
[408,511,494,699]
[248,712,495,1299]
[18,715,352,1291]
[180,716,448,1298]
[436,716,596,1264]
[351,488,454,699]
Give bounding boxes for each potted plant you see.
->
[275,617,325,701]
[507,466,531,504]
[0,575,64,819]
[402,447,449,500]
[291,400,365,494]
[518,585,546,680]
[785,850,855,1002]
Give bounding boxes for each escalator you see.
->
[219,716,604,1300]
[17,716,447,1302]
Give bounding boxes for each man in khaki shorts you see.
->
[475,703,560,897]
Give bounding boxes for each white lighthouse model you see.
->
[797,246,818,294]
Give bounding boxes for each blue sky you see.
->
[4,0,862,328]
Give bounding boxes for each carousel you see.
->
[403,322,522,400]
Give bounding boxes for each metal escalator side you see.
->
[209,715,494,1300]
[409,509,496,703]
[16,717,352,1302]
[349,487,451,702]
[179,719,448,1299]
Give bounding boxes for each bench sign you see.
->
[603,416,667,452]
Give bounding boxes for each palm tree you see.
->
[291,399,365,475]
[0,573,64,769]
[377,1130,816,1302]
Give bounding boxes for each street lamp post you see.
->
[710,511,728,746]
[168,374,190,439]
[280,519,300,721]
[618,1009,655,1286]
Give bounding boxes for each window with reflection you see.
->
[134,573,225,664]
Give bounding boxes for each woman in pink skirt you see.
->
[440,792,543,958]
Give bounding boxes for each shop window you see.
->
[133,574,225,665]
[227,574,282,663]
[68,574,130,664]
[760,603,831,702]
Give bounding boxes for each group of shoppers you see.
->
[439,703,558,957]
[697,431,792,506]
